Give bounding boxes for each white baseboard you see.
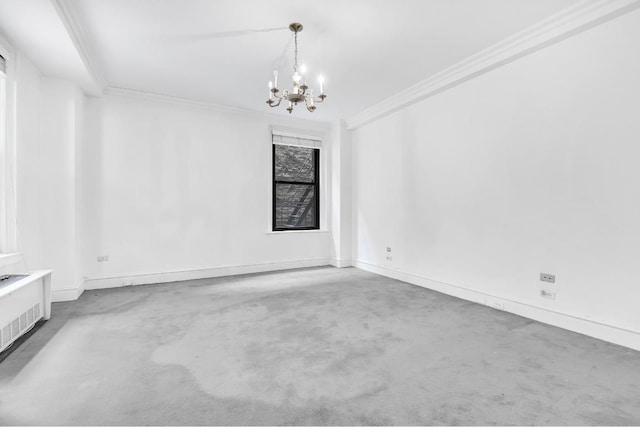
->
[354,260,640,352]
[329,258,352,268]
[52,287,83,302]
[84,258,331,291]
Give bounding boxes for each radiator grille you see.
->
[1,302,44,351]
[1,325,9,347]
[19,313,27,331]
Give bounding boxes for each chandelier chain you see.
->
[294,30,298,71]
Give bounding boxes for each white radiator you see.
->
[0,254,52,354]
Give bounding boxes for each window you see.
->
[272,133,320,231]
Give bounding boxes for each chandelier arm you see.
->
[303,98,316,113]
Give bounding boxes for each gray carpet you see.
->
[0,266,638,425]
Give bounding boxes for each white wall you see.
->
[83,93,332,287]
[329,121,352,267]
[9,50,86,301]
[39,78,84,298]
[351,9,640,349]
[5,35,335,298]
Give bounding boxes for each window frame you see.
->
[272,142,320,231]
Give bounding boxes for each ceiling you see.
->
[0,0,99,92]
[0,0,582,122]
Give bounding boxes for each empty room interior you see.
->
[1,0,640,425]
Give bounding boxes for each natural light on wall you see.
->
[0,52,7,253]
[0,48,14,255]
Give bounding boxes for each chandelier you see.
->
[266,23,326,113]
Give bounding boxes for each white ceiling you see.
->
[0,0,582,121]
[0,0,101,93]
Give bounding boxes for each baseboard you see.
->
[329,258,352,268]
[52,287,83,302]
[84,258,331,291]
[354,260,640,352]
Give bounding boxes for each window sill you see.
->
[0,252,24,271]
[266,229,329,235]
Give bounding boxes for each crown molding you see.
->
[344,0,640,130]
[51,0,106,95]
[105,86,332,130]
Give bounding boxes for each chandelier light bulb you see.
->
[268,81,273,89]
[300,64,307,85]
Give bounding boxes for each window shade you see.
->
[272,132,322,149]
[0,54,6,75]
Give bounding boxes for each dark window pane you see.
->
[274,145,315,183]
[274,184,316,229]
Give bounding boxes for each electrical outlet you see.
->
[540,289,556,300]
[97,255,110,262]
[386,256,393,261]
[493,302,505,310]
[540,273,555,283]
[386,247,392,252]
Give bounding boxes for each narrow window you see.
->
[0,53,7,251]
[272,133,320,231]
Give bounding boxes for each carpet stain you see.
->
[151,293,396,405]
